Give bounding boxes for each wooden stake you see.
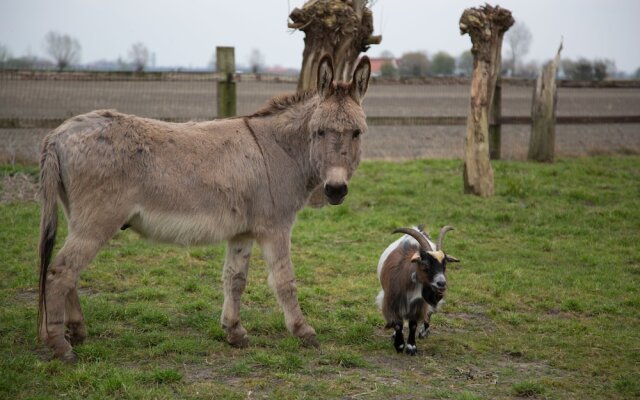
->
[528,40,563,162]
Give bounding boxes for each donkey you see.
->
[37,55,371,361]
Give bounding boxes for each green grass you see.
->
[1,156,639,399]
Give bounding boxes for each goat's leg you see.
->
[406,320,418,355]
[40,234,104,362]
[64,287,86,345]
[258,231,318,348]
[392,321,405,353]
[419,306,433,338]
[221,235,254,348]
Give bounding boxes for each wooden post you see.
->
[489,76,502,160]
[528,40,563,162]
[216,46,236,118]
[459,5,514,197]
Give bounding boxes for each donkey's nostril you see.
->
[324,184,348,204]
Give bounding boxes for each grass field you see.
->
[1,156,639,399]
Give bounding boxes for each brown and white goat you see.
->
[376,225,459,355]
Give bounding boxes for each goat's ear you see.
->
[446,254,460,263]
[410,251,421,264]
[317,55,334,98]
[350,56,371,103]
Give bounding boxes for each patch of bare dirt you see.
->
[0,172,39,203]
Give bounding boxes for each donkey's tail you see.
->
[38,135,60,339]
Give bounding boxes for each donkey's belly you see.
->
[126,206,246,245]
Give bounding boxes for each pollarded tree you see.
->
[460,4,514,197]
[44,31,81,71]
[430,51,456,76]
[128,42,150,72]
[289,0,381,91]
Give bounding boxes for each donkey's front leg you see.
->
[221,235,254,348]
[259,231,319,348]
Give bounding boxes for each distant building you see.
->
[368,57,398,76]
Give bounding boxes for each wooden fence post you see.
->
[489,76,502,160]
[528,40,563,162]
[216,46,236,118]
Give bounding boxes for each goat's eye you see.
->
[352,129,361,139]
[316,129,325,138]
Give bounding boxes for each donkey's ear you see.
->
[317,55,334,98]
[350,56,371,103]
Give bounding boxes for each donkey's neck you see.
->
[246,96,321,195]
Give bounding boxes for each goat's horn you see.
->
[436,226,454,251]
[393,227,434,252]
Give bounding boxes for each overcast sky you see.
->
[1,0,639,73]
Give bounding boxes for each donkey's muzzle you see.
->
[325,183,348,205]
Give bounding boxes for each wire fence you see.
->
[1,70,639,163]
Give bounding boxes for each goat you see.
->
[376,225,459,355]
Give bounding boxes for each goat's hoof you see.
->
[395,343,405,353]
[301,335,320,349]
[405,344,417,356]
[418,328,430,339]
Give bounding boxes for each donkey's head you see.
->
[309,55,371,205]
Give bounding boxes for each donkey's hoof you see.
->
[69,335,86,346]
[66,323,87,346]
[301,335,320,349]
[56,349,78,364]
[228,335,250,348]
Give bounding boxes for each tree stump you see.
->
[459,5,514,197]
[290,0,381,207]
[528,40,563,162]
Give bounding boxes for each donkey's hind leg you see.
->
[221,235,254,347]
[40,233,108,362]
[65,287,87,345]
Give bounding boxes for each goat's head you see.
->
[393,226,460,296]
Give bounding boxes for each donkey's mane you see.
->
[251,90,316,117]
[250,83,352,118]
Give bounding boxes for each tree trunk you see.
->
[290,0,381,206]
[460,5,514,197]
[528,40,563,162]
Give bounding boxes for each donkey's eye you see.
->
[352,129,361,139]
[316,129,325,138]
